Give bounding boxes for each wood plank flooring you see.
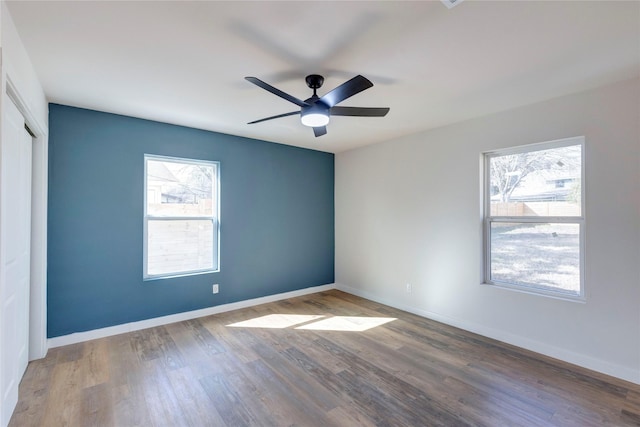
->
[9,290,640,426]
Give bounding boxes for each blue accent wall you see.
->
[47,104,334,338]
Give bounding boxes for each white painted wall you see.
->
[1,3,48,126]
[336,78,640,384]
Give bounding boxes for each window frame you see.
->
[143,154,220,280]
[482,136,586,301]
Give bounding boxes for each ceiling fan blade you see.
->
[313,126,327,137]
[248,111,300,124]
[319,75,373,108]
[330,106,390,117]
[245,77,309,108]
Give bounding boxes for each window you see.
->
[483,137,584,299]
[144,155,219,279]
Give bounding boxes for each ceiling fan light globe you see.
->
[301,112,329,127]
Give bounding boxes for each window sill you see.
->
[144,269,219,282]
[481,281,586,303]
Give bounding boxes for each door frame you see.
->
[5,77,48,361]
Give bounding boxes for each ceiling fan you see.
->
[245,74,390,137]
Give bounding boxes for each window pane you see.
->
[147,219,214,276]
[489,145,581,216]
[490,222,580,295]
[147,159,215,217]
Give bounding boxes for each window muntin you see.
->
[484,137,584,299]
[144,155,219,279]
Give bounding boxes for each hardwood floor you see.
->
[9,290,640,426]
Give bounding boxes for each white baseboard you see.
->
[48,283,336,349]
[335,283,640,385]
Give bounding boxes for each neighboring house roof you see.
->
[147,161,179,183]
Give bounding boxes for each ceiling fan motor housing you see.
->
[305,74,324,89]
[301,101,330,127]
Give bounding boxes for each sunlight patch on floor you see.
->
[296,316,396,332]
[226,314,396,331]
[226,314,325,329]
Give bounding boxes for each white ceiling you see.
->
[6,1,640,153]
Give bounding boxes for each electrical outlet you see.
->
[406,283,412,293]
[212,284,219,294]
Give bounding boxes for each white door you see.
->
[0,95,32,427]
